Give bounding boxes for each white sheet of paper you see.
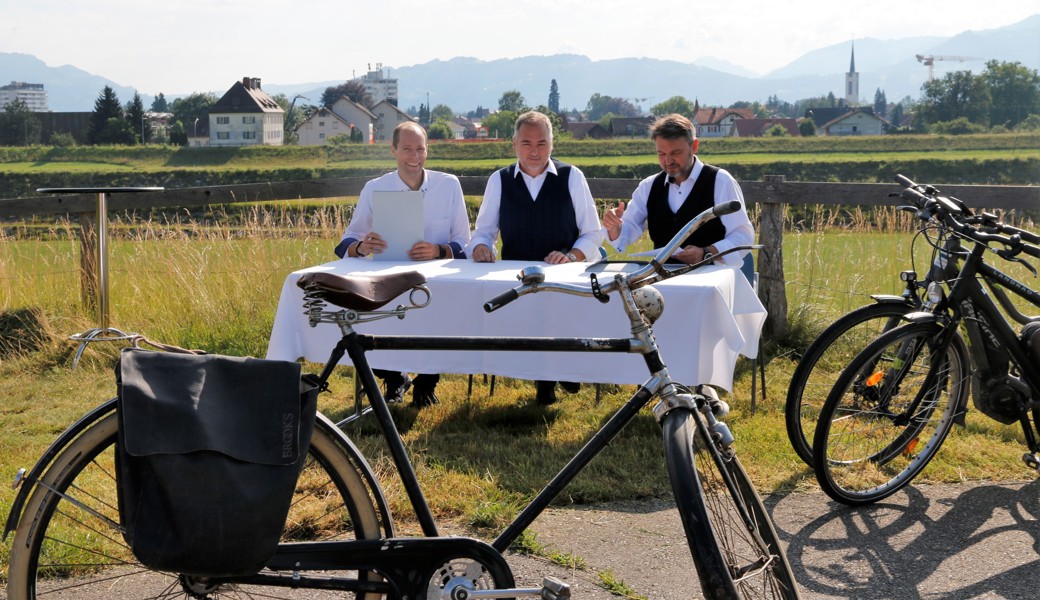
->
[371,191,424,261]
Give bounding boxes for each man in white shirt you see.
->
[468,111,603,404]
[335,121,471,407]
[602,114,753,266]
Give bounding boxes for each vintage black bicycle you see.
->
[813,175,1040,505]
[5,201,800,599]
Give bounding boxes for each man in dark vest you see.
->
[602,114,753,266]
[469,111,603,404]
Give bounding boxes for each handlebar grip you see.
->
[483,289,519,313]
[713,200,742,217]
[895,174,916,188]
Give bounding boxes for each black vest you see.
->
[498,159,578,261]
[646,164,726,251]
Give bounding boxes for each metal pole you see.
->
[95,192,110,331]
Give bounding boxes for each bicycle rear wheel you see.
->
[663,407,799,600]
[785,302,912,466]
[7,409,388,600]
[812,322,967,505]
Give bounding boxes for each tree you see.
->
[125,93,149,144]
[431,104,454,122]
[763,123,790,137]
[94,116,136,145]
[918,70,991,128]
[482,111,517,139]
[797,118,817,137]
[548,79,560,113]
[929,117,987,135]
[427,119,455,140]
[169,92,218,145]
[983,60,1040,129]
[321,80,372,108]
[150,93,169,112]
[873,88,888,118]
[650,96,696,117]
[531,105,563,134]
[418,103,430,126]
[731,100,768,118]
[0,99,41,146]
[88,86,123,144]
[585,93,640,121]
[498,90,526,113]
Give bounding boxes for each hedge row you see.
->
[3,132,1039,166]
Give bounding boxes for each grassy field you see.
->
[3,201,1038,566]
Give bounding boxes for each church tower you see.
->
[845,42,859,106]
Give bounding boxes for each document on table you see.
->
[371,191,424,261]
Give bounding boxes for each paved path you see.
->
[498,480,1040,599]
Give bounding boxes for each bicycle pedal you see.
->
[1022,452,1040,472]
[541,576,571,600]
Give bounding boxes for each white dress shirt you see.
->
[468,160,603,261]
[606,158,754,266]
[338,169,471,257]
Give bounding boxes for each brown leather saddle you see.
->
[296,271,427,311]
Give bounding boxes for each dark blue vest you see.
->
[498,159,578,261]
[646,164,726,251]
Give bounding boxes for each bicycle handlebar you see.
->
[895,174,1040,264]
[483,200,745,313]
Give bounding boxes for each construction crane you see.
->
[915,54,984,80]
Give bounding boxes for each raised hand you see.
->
[603,201,626,241]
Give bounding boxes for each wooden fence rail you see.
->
[2,176,1037,338]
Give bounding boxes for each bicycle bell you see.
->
[518,265,546,285]
[632,285,665,323]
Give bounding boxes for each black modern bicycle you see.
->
[784,194,968,466]
[5,201,800,599]
[813,175,1040,505]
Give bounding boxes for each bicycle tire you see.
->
[663,408,800,600]
[7,409,388,600]
[812,322,967,505]
[785,301,913,466]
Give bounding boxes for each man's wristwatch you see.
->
[438,244,447,259]
[702,248,714,264]
[565,251,578,262]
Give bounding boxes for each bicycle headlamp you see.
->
[632,285,665,323]
[926,281,945,306]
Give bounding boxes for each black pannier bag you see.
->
[116,348,319,576]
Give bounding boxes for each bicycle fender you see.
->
[901,311,943,324]
[869,294,914,305]
[3,398,118,541]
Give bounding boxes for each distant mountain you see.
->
[0,52,151,112]
[5,14,1037,114]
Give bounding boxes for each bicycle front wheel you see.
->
[785,301,912,466]
[7,409,388,600]
[663,408,800,600]
[812,322,968,505]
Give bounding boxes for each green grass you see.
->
[3,205,1039,577]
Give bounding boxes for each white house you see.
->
[296,96,377,146]
[370,100,416,142]
[822,108,886,136]
[208,77,284,147]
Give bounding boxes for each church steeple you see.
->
[845,41,859,106]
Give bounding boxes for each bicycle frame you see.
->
[306,260,722,551]
[910,236,1040,451]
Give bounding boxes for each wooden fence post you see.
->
[77,211,97,310]
[758,175,788,340]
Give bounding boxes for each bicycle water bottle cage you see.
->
[298,271,430,327]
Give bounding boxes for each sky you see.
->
[2,0,1038,96]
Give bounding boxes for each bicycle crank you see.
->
[1022,452,1040,472]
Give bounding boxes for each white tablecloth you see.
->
[266,259,766,391]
